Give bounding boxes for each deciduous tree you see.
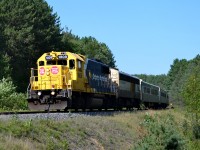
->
[182,65,200,139]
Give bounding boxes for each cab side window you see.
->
[78,60,82,69]
[69,59,75,69]
[39,61,44,66]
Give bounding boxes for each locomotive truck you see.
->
[27,51,169,111]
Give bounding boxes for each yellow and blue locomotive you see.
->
[27,51,118,110]
[27,51,169,111]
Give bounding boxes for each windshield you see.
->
[46,60,67,65]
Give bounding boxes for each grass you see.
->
[0,109,199,149]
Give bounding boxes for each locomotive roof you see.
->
[119,72,140,84]
[141,80,160,89]
[88,58,109,67]
[39,51,85,62]
[119,72,140,80]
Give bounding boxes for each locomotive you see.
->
[27,51,169,111]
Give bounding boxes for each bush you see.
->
[193,123,200,139]
[134,113,185,150]
[0,78,27,110]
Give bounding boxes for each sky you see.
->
[46,0,200,75]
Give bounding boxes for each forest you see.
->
[0,0,199,140]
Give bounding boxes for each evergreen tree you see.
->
[167,59,189,104]
[0,0,62,91]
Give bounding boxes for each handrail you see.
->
[27,83,31,98]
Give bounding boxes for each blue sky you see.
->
[46,0,200,75]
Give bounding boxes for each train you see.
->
[27,51,169,111]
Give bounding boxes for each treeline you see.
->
[135,55,200,106]
[0,0,116,93]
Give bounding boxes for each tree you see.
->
[0,0,62,91]
[167,59,188,88]
[61,30,82,53]
[0,53,12,79]
[167,59,189,105]
[182,65,200,139]
[62,31,116,67]
[80,36,116,67]
[0,78,27,110]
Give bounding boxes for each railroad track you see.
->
[0,107,169,115]
[0,108,170,121]
[0,110,61,115]
[0,109,135,121]
[0,107,139,115]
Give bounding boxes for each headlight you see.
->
[38,91,42,96]
[51,91,55,95]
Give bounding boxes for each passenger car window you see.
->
[147,88,150,94]
[151,89,158,95]
[161,92,166,97]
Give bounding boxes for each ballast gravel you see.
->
[0,111,118,120]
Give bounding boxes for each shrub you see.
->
[193,123,200,139]
[0,78,27,110]
[134,113,185,150]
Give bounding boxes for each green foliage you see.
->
[168,59,189,105]
[0,0,62,91]
[80,36,116,67]
[0,119,69,149]
[62,31,116,67]
[0,53,12,79]
[0,78,27,110]
[181,118,200,149]
[182,66,200,115]
[193,123,200,139]
[182,64,200,140]
[134,113,185,150]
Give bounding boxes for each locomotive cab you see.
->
[27,51,85,110]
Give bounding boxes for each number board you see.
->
[45,55,52,60]
[58,55,68,59]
